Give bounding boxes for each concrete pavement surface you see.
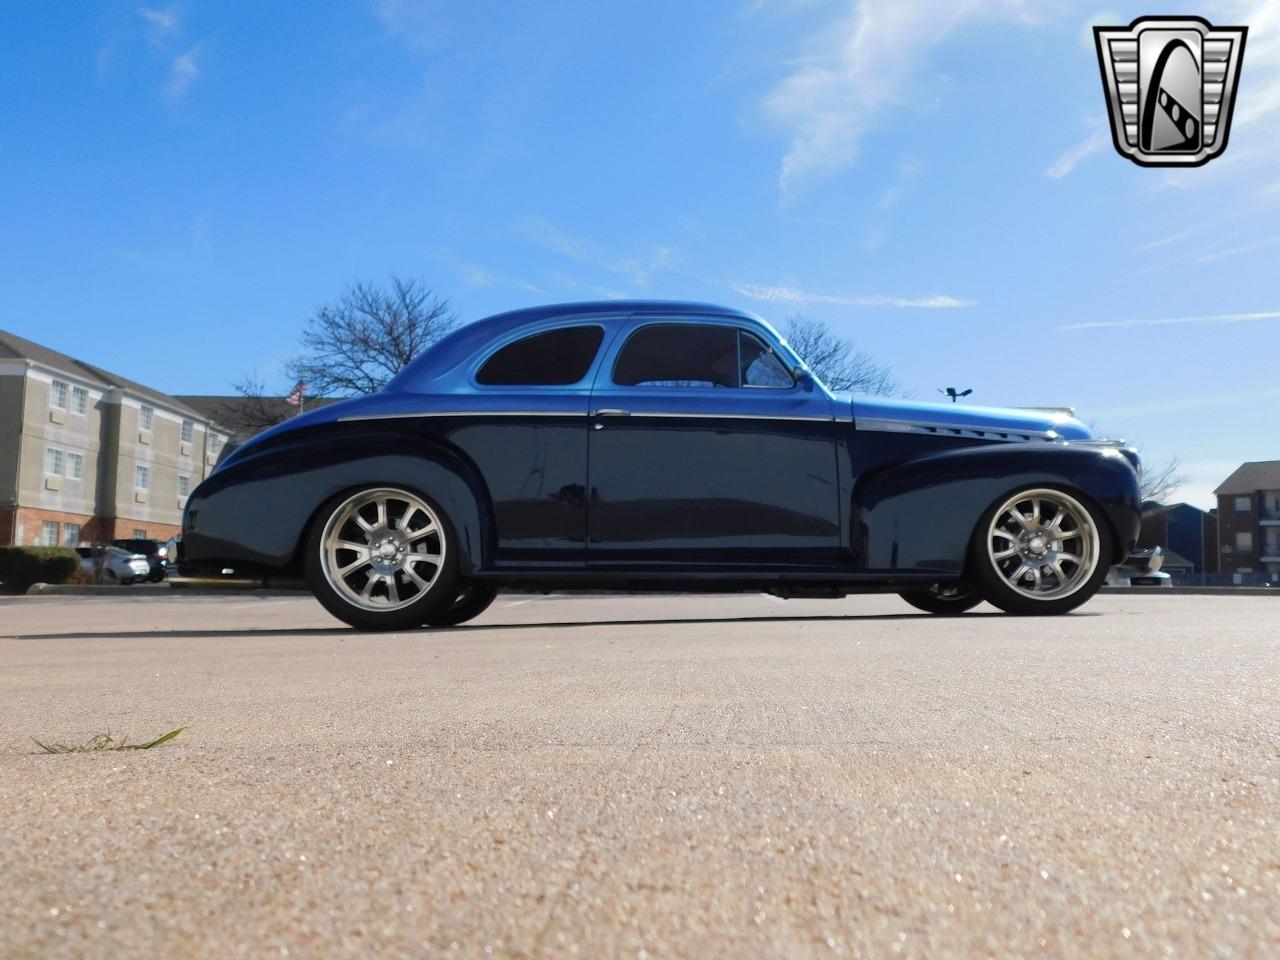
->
[1,592,1277,959]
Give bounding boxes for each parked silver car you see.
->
[75,546,151,584]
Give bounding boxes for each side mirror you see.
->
[793,368,813,391]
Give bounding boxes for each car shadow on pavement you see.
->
[9,610,1097,640]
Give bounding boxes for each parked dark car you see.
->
[178,301,1142,629]
[111,538,170,582]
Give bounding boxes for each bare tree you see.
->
[782,314,897,396]
[222,371,294,435]
[288,277,458,397]
[1140,455,1188,505]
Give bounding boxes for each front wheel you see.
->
[423,582,499,627]
[970,486,1112,616]
[305,486,459,631]
[900,584,983,615]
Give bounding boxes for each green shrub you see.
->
[0,546,81,591]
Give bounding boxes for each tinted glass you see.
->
[739,332,793,388]
[613,324,739,388]
[476,325,604,386]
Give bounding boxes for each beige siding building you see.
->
[0,330,228,547]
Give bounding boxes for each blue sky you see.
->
[3,1,1278,507]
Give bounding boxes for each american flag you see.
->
[286,382,307,407]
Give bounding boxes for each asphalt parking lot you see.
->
[1,592,1277,959]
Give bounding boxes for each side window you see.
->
[613,324,739,388]
[739,331,794,388]
[476,325,605,386]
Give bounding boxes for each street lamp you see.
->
[938,387,973,403]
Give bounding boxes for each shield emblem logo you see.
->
[1094,16,1247,167]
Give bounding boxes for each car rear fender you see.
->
[182,432,496,576]
[853,443,1142,573]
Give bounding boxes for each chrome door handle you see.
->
[593,408,630,416]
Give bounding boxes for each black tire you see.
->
[900,584,983,615]
[422,582,499,627]
[304,485,460,631]
[970,485,1113,616]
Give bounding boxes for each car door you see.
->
[586,317,841,568]
[445,321,612,568]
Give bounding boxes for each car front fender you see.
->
[854,443,1142,573]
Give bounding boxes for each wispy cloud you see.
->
[1193,233,1280,264]
[731,282,976,309]
[1045,126,1107,179]
[761,0,1036,192]
[1059,309,1280,331]
[518,219,676,288]
[165,46,200,101]
[139,6,181,46]
[1090,387,1280,420]
[1138,225,1204,251]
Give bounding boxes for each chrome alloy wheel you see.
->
[984,488,1100,602]
[320,488,446,612]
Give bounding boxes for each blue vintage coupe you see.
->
[179,301,1141,629]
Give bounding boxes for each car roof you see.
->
[387,300,767,391]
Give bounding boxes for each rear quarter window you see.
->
[476,325,605,386]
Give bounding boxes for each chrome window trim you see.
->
[338,410,833,423]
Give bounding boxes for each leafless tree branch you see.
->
[782,314,897,396]
[1140,456,1188,505]
[287,277,458,397]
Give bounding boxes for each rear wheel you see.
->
[900,584,983,615]
[423,582,499,627]
[971,486,1111,616]
[305,486,458,631]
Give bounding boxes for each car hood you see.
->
[849,396,1094,441]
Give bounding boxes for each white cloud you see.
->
[1080,10,1121,50]
[761,0,1036,192]
[165,46,200,101]
[1045,126,1108,179]
[1090,388,1280,420]
[731,282,976,308]
[1193,233,1280,264]
[1059,309,1280,331]
[1137,225,1204,251]
[139,6,181,46]
[518,219,676,288]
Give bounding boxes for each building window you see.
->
[181,419,194,444]
[62,523,80,547]
[1235,496,1252,517]
[40,521,59,546]
[71,385,88,415]
[66,451,84,480]
[178,474,191,497]
[133,528,147,539]
[1236,532,1253,555]
[45,447,64,475]
[50,379,68,409]
[135,464,150,490]
[139,405,154,431]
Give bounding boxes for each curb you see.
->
[1099,586,1280,596]
[24,582,311,598]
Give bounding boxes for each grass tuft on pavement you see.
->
[33,726,186,754]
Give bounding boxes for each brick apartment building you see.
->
[0,330,229,547]
[1215,460,1280,585]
